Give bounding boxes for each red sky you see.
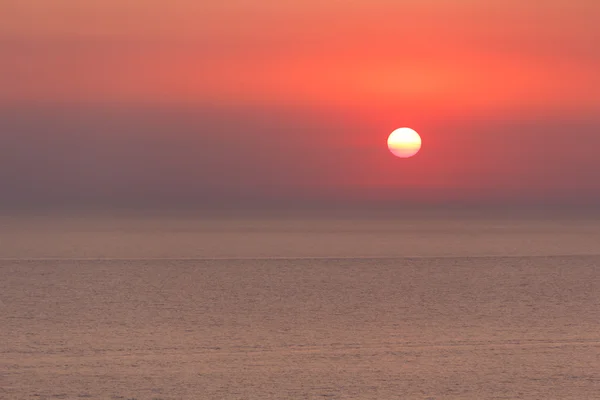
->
[1,1,599,209]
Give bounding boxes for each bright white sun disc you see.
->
[387,128,422,158]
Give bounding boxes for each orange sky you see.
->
[3,0,599,113]
[1,1,599,208]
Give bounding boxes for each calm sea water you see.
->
[1,214,599,399]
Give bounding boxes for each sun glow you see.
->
[387,128,422,158]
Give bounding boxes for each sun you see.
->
[387,128,422,158]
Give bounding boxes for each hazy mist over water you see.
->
[2,213,599,399]
[1,211,600,259]
[0,210,600,258]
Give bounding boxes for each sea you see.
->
[1,211,599,399]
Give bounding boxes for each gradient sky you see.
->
[1,1,599,209]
